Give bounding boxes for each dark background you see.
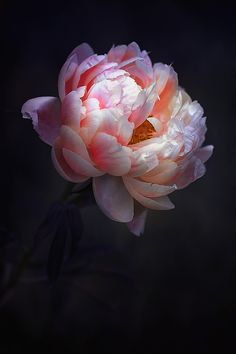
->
[1,1,236,353]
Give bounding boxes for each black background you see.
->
[1,1,236,353]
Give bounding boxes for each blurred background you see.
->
[1,1,236,353]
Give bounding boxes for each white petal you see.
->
[128,146,159,177]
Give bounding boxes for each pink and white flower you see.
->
[22,42,213,235]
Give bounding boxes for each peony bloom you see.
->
[22,42,213,236]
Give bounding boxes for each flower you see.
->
[21,42,213,236]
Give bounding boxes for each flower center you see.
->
[129,120,156,144]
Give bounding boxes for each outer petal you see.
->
[123,177,175,210]
[123,177,177,197]
[58,43,94,100]
[195,145,214,163]
[141,160,178,185]
[107,44,127,63]
[62,148,103,177]
[61,91,82,130]
[52,138,88,183]
[127,203,147,236]
[89,132,131,176]
[21,96,60,146]
[93,175,134,222]
[60,125,92,162]
[71,54,106,93]
[174,156,206,189]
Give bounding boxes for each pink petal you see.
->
[93,175,134,222]
[62,148,103,177]
[52,138,88,183]
[79,110,101,145]
[85,108,133,145]
[72,54,106,92]
[129,83,158,128]
[83,98,100,112]
[107,45,127,63]
[60,125,91,161]
[119,54,153,88]
[152,65,178,123]
[79,62,117,88]
[89,132,131,176]
[61,91,82,130]
[127,203,147,236]
[123,177,175,210]
[69,43,94,61]
[124,42,141,60]
[21,96,61,146]
[123,177,177,197]
[153,63,175,95]
[58,43,94,100]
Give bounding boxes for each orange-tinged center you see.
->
[129,120,156,144]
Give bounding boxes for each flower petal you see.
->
[90,132,131,176]
[58,43,94,100]
[72,54,106,92]
[21,96,61,146]
[127,203,147,236]
[128,146,159,177]
[62,148,103,177]
[70,43,94,62]
[195,145,214,163]
[123,177,177,197]
[52,139,88,183]
[152,64,178,123]
[107,44,127,63]
[129,83,158,127]
[60,125,91,161]
[93,175,134,222]
[175,156,206,189]
[141,160,178,184]
[61,91,82,130]
[123,177,175,210]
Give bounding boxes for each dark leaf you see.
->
[66,203,83,257]
[47,214,69,283]
[33,202,65,247]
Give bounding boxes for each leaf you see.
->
[46,203,84,282]
[66,204,84,258]
[47,214,69,283]
[33,202,65,247]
